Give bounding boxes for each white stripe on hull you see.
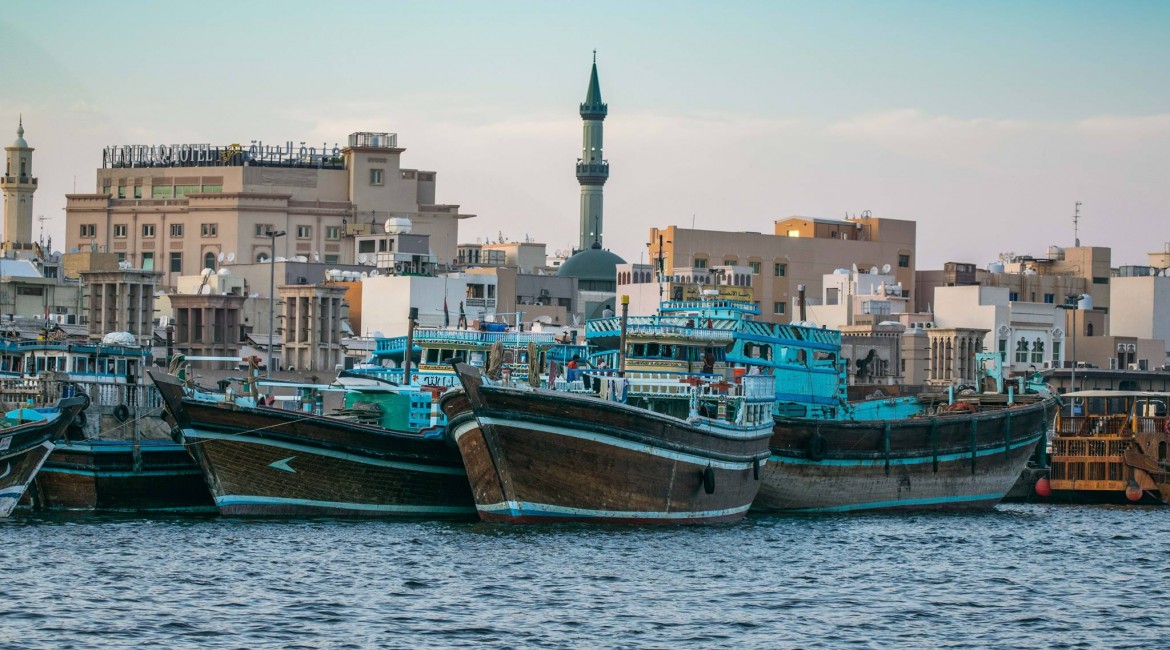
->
[0,441,54,518]
[478,499,752,521]
[477,416,766,471]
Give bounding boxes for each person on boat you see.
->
[457,301,467,329]
[567,355,581,382]
[702,348,716,375]
[602,305,614,318]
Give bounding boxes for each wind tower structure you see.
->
[576,51,609,252]
[2,116,36,245]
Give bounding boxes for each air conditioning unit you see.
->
[1109,358,1119,370]
[1128,363,1140,370]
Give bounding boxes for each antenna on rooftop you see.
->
[1073,201,1082,247]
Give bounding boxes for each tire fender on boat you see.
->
[806,433,829,462]
[72,411,88,430]
[113,404,130,422]
[703,464,716,495]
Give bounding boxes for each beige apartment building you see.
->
[647,214,916,324]
[65,133,473,289]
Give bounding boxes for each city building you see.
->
[65,132,474,289]
[618,262,754,317]
[81,268,161,344]
[1109,267,1170,364]
[280,283,348,373]
[648,214,916,324]
[168,272,248,368]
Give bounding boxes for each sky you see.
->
[2,0,1169,268]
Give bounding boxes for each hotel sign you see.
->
[102,141,345,169]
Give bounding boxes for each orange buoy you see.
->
[1126,481,1144,503]
[1034,477,1052,497]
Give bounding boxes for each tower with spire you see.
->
[2,116,36,244]
[576,51,609,252]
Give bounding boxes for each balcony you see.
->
[348,132,398,149]
[1,175,37,185]
[575,161,610,185]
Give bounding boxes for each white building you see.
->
[805,266,910,329]
[1110,275,1170,364]
[359,274,496,338]
[933,285,1063,374]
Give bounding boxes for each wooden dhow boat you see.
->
[445,341,775,524]
[755,352,1059,513]
[1045,390,1170,504]
[0,396,87,516]
[151,367,475,518]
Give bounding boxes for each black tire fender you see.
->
[806,433,829,462]
[703,464,716,495]
[113,404,130,422]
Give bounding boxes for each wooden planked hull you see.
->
[153,372,475,518]
[446,366,772,524]
[0,398,86,517]
[25,441,214,513]
[756,397,1058,513]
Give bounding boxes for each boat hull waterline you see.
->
[756,397,1058,513]
[0,397,87,517]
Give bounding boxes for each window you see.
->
[256,224,274,237]
[113,224,127,238]
[1052,341,1061,365]
[141,252,154,271]
[324,254,340,264]
[898,254,911,268]
[201,223,218,237]
[133,186,142,199]
[102,184,111,195]
[724,259,736,266]
[1093,277,1109,285]
[142,224,156,238]
[370,168,384,185]
[773,302,786,315]
[693,258,707,269]
[1031,338,1044,364]
[116,252,126,263]
[1009,291,1019,302]
[79,224,96,237]
[169,252,183,273]
[200,184,223,193]
[998,339,1008,361]
[774,263,787,277]
[17,286,44,296]
[326,226,341,240]
[170,223,184,237]
[256,252,270,263]
[204,251,217,270]
[1044,293,1055,304]
[175,184,200,198]
[750,261,761,275]
[151,185,174,199]
[117,186,126,199]
[297,225,311,239]
[1015,339,1029,363]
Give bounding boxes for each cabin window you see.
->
[646,343,660,357]
[1159,442,1167,462]
[660,345,673,359]
[426,349,440,364]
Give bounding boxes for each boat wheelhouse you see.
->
[0,339,151,383]
[1047,390,1170,504]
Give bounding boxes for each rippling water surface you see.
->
[2,505,1169,648]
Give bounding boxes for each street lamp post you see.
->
[1057,294,1079,394]
[266,230,286,380]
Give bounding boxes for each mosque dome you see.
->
[557,241,625,287]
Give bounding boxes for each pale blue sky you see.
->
[3,1,1169,266]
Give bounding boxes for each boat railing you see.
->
[1057,415,1140,436]
[1051,437,1128,459]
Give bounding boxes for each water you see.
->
[2,505,1168,649]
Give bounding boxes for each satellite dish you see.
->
[1151,268,1159,277]
[275,256,286,262]
[370,269,380,277]
[870,266,879,275]
[201,268,214,277]
[217,268,230,276]
[360,271,368,278]
[200,285,212,295]
[226,252,235,263]
[217,252,225,262]
[882,263,892,274]
[313,251,320,262]
[358,253,368,264]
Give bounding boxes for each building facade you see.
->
[648,215,916,325]
[65,132,473,289]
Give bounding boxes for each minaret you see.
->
[576,51,609,252]
[2,116,36,244]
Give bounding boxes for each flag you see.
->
[443,297,450,327]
